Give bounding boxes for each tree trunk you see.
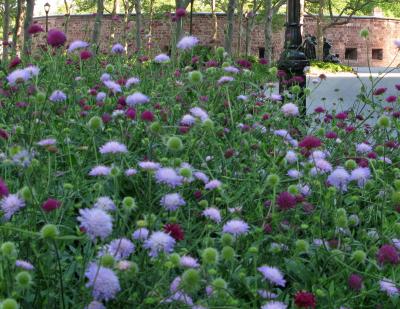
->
[244,0,257,57]
[224,0,236,55]
[236,1,243,57]
[23,0,35,55]
[316,0,325,60]
[211,0,217,44]
[110,0,118,44]
[189,0,194,35]
[2,0,10,62]
[148,0,154,47]
[264,0,273,63]
[300,0,305,36]
[63,1,71,33]
[134,0,142,52]
[12,0,25,55]
[92,0,104,47]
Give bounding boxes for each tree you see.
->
[92,0,104,46]
[224,0,236,54]
[23,0,34,55]
[12,0,25,54]
[134,0,142,51]
[264,0,285,63]
[2,0,10,62]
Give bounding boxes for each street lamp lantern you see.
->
[44,2,51,33]
[278,0,309,116]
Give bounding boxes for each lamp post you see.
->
[278,0,309,116]
[44,2,50,33]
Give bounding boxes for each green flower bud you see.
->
[202,119,214,130]
[110,166,120,177]
[394,222,400,236]
[40,224,59,239]
[208,268,217,276]
[221,62,230,68]
[149,121,162,133]
[290,85,302,94]
[377,116,390,128]
[206,67,217,74]
[295,239,309,253]
[221,233,233,246]
[248,246,258,254]
[88,116,103,131]
[169,253,180,267]
[352,250,366,263]
[304,87,311,96]
[202,247,219,265]
[216,47,225,57]
[167,136,183,152]
[14,126,23,134]
[20,186,32,202]
[288,185,299,195]
[316,288,326,297]
[136,220,147,228]
[180,167,192,178]
[221,246,235,261]
[394,180,400,191]
[100,254,115,268]
[122,197,137,212]
[393,191,400,204]
[198,200,208,208]
[36,92,46,103]
[336,215,348,228]
[181,269,201,293]
[348,214,360,226]
[1,242,17,257]
[105,64,114,73]
[15,271,32,288]
[266,174,280,187]
[1,298,18,309]
[63,183,73,190]
[345,159,357,170]
[316,127,325,136]
[331,249,344,261]
[188,71,203,83]
[212,278,227,290]
[375,145,384,155]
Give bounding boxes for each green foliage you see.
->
[310,60,354,73]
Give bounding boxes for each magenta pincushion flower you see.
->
[47,29,67,48]
[78,208,113,241]
[100,238,135,260]
[28,24,44,34]
[144,231,176,257]
[42,198,61,213]
[177,36,199,50]
[155,168,183,188]
[160,193,186,211]
[277,191,296,210]
[1,194,25,221]
[0,178,9,198]
[85,263,121,301]
[223,219,249,236]
[299,136,322,149]
[258,265,286,287]
[281,103,299,116]
[126,92,150,106]
[377,244,399,265]
[99,141,128,155]
[89,165,111,176]
[348,274,363,291]
[202,207,221,223]
[93,197,116,212]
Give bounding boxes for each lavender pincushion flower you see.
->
[126,92,150,106]
[15,260,34,270]
[180,256,200,268]
[37,138,56,146]
[87,301,106,309]
[205,179,222,190]
[103,80,122,94]
[261,301,287,309]
[132,228,149,240]
[258,265,286,287]
[125,77,140,88]
[100,238,135,260]
[285,150,297,163]
[217,76,234,85]
[327,167,350,191]
[49,90,67,103]
[100,73,111,82]
[202,207,221,223]
[281,103,299,116]
[181,114,196,126]
[160,193,186,211]
[193,171,209,183]
[96,92,106,102]
[176,36,199,50]
[138,161,161,170]
[155,168,183,188]
[223,219,249,236]
[111,43,125,54]
[78,208,113,241]
[68,40,89,52]
[7,69,31,85]
[356,143,372,154]
[144,231,176,257]
[93,196,116,212]
[350,167,371,187]
[1,194,25,221]
[224,66,240,74]
[154,53,170,63]
[190,107,209,122]
[99,141,128,154]
[380,278,399,296]
[85,263,121,301]
[89,165,111,176]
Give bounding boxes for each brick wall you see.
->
[32,13,400,67]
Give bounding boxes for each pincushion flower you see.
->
[96,92,106,102]
[350,167,371,187]
[299,136,322,149]
[258,266,286,287]
[132,228,149,240]
[87,301,106,309]
[49,90,67,103]
[181,114,196,126]
[277,191,296,210]
[1,194,25,221]
[144,231,176,257]
[93,197,116,212]
[78,208,113,240]
[160,193,186,211]
[47,29,66,48]
[111,43,125,54]
[261,301,287,309]
[223,219,249,236]
[224,66,240,74]
[294,291,316,308]
[85,263,120,301]
[193,171,209,183]
[356,143,372,154]
[28,24,44,34]
[380,278,399,296]
[164,223,185,241]
[103,80,122,94]
[15,260,34,270]
[190,107,209,122]
[205,179,222,190]
[285,150,297,163]
[138,161,161,171]
[0,179,9,198]
[42,198,61,212]
[68,40,89,52]
[202,208,221,223]
[37,138,56,146]
[125,77,140,88]
[7,69,31,85]
[177,36,199,50]
[100,238,135,260]
[217,76,234,85]
[154,53,170,63]
[100,73,111,82]
[180,256,200,268]
[377,244,399,265]
[99,141,128,154]
[89,165,111,176]
[155,168,183,187]
[327,167,350,191]
[281,103,299,116]
[126,92,150,106]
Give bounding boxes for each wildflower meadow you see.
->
[0,27,400,309]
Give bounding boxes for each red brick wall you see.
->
[32,13,400,67]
